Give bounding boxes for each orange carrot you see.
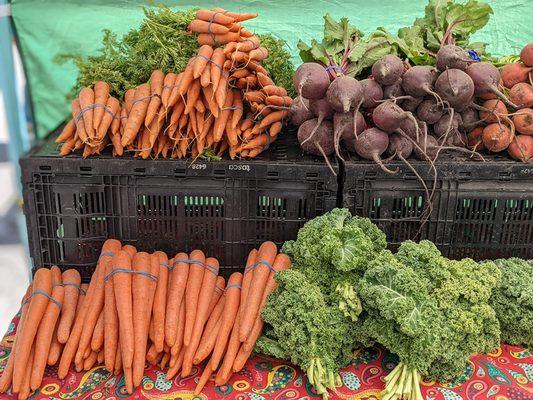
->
[193,45,214,79]
[112,250,135,373]
[13,268,53,392]
[185,79,202,115]
[170,299,185,357]
[168,72,184,109]
[83,350,98,371]
[212,9,257,22]
[152,251,170,353]
[202,86,219,118]
[248,47,269,61]
[146,343,159,366]
[79,87,96,140]
[241,134,270,151]
[215,73,229,109]
[200,63,211,88]
[114,346,122,376]
[269,121,283,137]
[30,266,65,390]
[246,60,268,75]
[93,81,110,131]
[122,244,137,258]
[193,296,225,365]
[257,72,274,87]
[232,343,251,373]
[216,317,240,385]
[239,249,258,323]
[55,119,76,143]
[90,309,104,351]
[239,241,277,342]
[210,48,225,92]
[132,252,159,387]
[161,73,177,109]
[17,342,34,400]
[210,272,242,369]
[178,60,195,97]
[208,276,225,317]
[166,349,185,379]
[213,90,234,142]
[47,323,63,367]
[188,19,230,35]
[96,96,120,140]
[262,85,288,97]
[243,91,266,104]
[71,99,88,144]
[181,257,220,376]
[0,285,32,393]
[76,239,121,365]
[57,269,81,343]
[183,250,206,347]
[165,253,190,347]
[196,9,235,25]
[231,91,244,129]
[194,359,214,395]
[121,83,151,146]
[259,110,287,129]
[97,349,104,364]
[145,70,164,126]
[103,254,119,372]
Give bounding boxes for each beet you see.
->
[360,79,384,108]
[414,135,439,161]
[402,66,439,97]
[461,107,480,130]
[293,63,330,100]
[513,108,533,135]
[333,111,365,159]
[383,80,405,101]
[509,83,533,109]
[467,126,485,151]
[347,127,397,174]
[300,98,334,146]
[434,69,475,111]
[417,99,444,124]
[434,112,463,140]
[290,96,314,126]
[371,55,404,85]
[297,118,336,174]
[373,101,420,141]
[501,63,532,88]
[508,135,533,162]
[326,76,363,113]
[386,133,413,159]
[520,43,533,67]
[479,99,508,123]
[402,96,424,112]
[436,45,474,71]
[482,123,513,152]
[466,62,518,108]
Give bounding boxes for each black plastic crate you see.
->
[342,155,533,259]
[21,130,337,281]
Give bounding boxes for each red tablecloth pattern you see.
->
[1,312,532,399]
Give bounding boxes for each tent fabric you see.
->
[10,0,533,139]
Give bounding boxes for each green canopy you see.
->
[10,0,533,138]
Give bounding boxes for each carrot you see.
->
[122,244,137,258]
[266,95,292,107]
[56,119,76,143]
[210,48,225,92]
[262,85,287,97]
[196,9,235,25]
[152,251,170,353]
[166,349,185,379]
[269,121,283,137]
[95,96,120,140]
[121,83,151,146]
[239,241,277,342]
[17,342,34,400]
[112,250,135,374]
[239,249,258,322]
[92,81,110,131]
[161,73,177,109]
[145,70,164,126]
[202,86,219,118]
[47,323,63,366]
[246,60,268,75]
[216,9,257,22]
[0,285,32,393]
[243,253,291,352]
[259,110,288,129]
[248,47,269,62]
[168,72,184,109]
[181,257,220,376]
[146,343,159,366]
[57,269,81,343]
[243,91,266,104]
[97,349,104,364]
[188,19,230,35]
[12,268,52,392]
[83,350,98,371]
[178,60,195,97]
[210,272,242,369]
[200,62,212,87]
[231,91,244,129]
[78,87,96,140]
[185,79,202,115]
[114,346,122,376]
[132,252,159,387]
[183,250,206,347]
[193,45,214,79]
[193,294,225,365]
[241,134,269,151]
[215,73,229,108]
[194,359,214,395]
[170,299,186,357]
[76,239,121,365]
[257,72,274,88]
[213,90,234,142]
[71,99,88,144]
[232,343,251,373]
[208,276,225,317]
[216,318,240,385]
[197,32,241,46]
[30,267,65,390]
[165,253,189,347]
[90,309,104,352]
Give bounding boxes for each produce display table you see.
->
[1,313,532,399]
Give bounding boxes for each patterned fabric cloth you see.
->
[1,312,532,400]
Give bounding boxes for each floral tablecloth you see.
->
[1,313,532,400]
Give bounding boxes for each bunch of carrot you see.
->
[0,239,290,398]
[56,8,291,160]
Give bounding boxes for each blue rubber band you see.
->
[215,285,224,293]
[244,260,275,275]
[104,268,158,282]
[325,65,342,72]
[23,290,62,309]
[204,264,219,275]
[226,283,242,290]
[160,261,173,270]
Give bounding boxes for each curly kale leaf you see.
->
[490,258,533,348]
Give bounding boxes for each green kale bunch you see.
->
[358,240,501,386]
[490,258,533,348]
[256,269,357,398]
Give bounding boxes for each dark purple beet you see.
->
[360,79,384,108]
[372,55,404,86]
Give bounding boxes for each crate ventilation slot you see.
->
[257,196,286,219]
[184,196,224,218]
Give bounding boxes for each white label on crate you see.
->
[191,163,207,170]
[520,168,533,175]
[229,164,251,172]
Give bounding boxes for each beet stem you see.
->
[315,142,337,176]
[372,153,398,174]
[301,115,324,145]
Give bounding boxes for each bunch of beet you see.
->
[291,42,533,170]
[467,43,533,162]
